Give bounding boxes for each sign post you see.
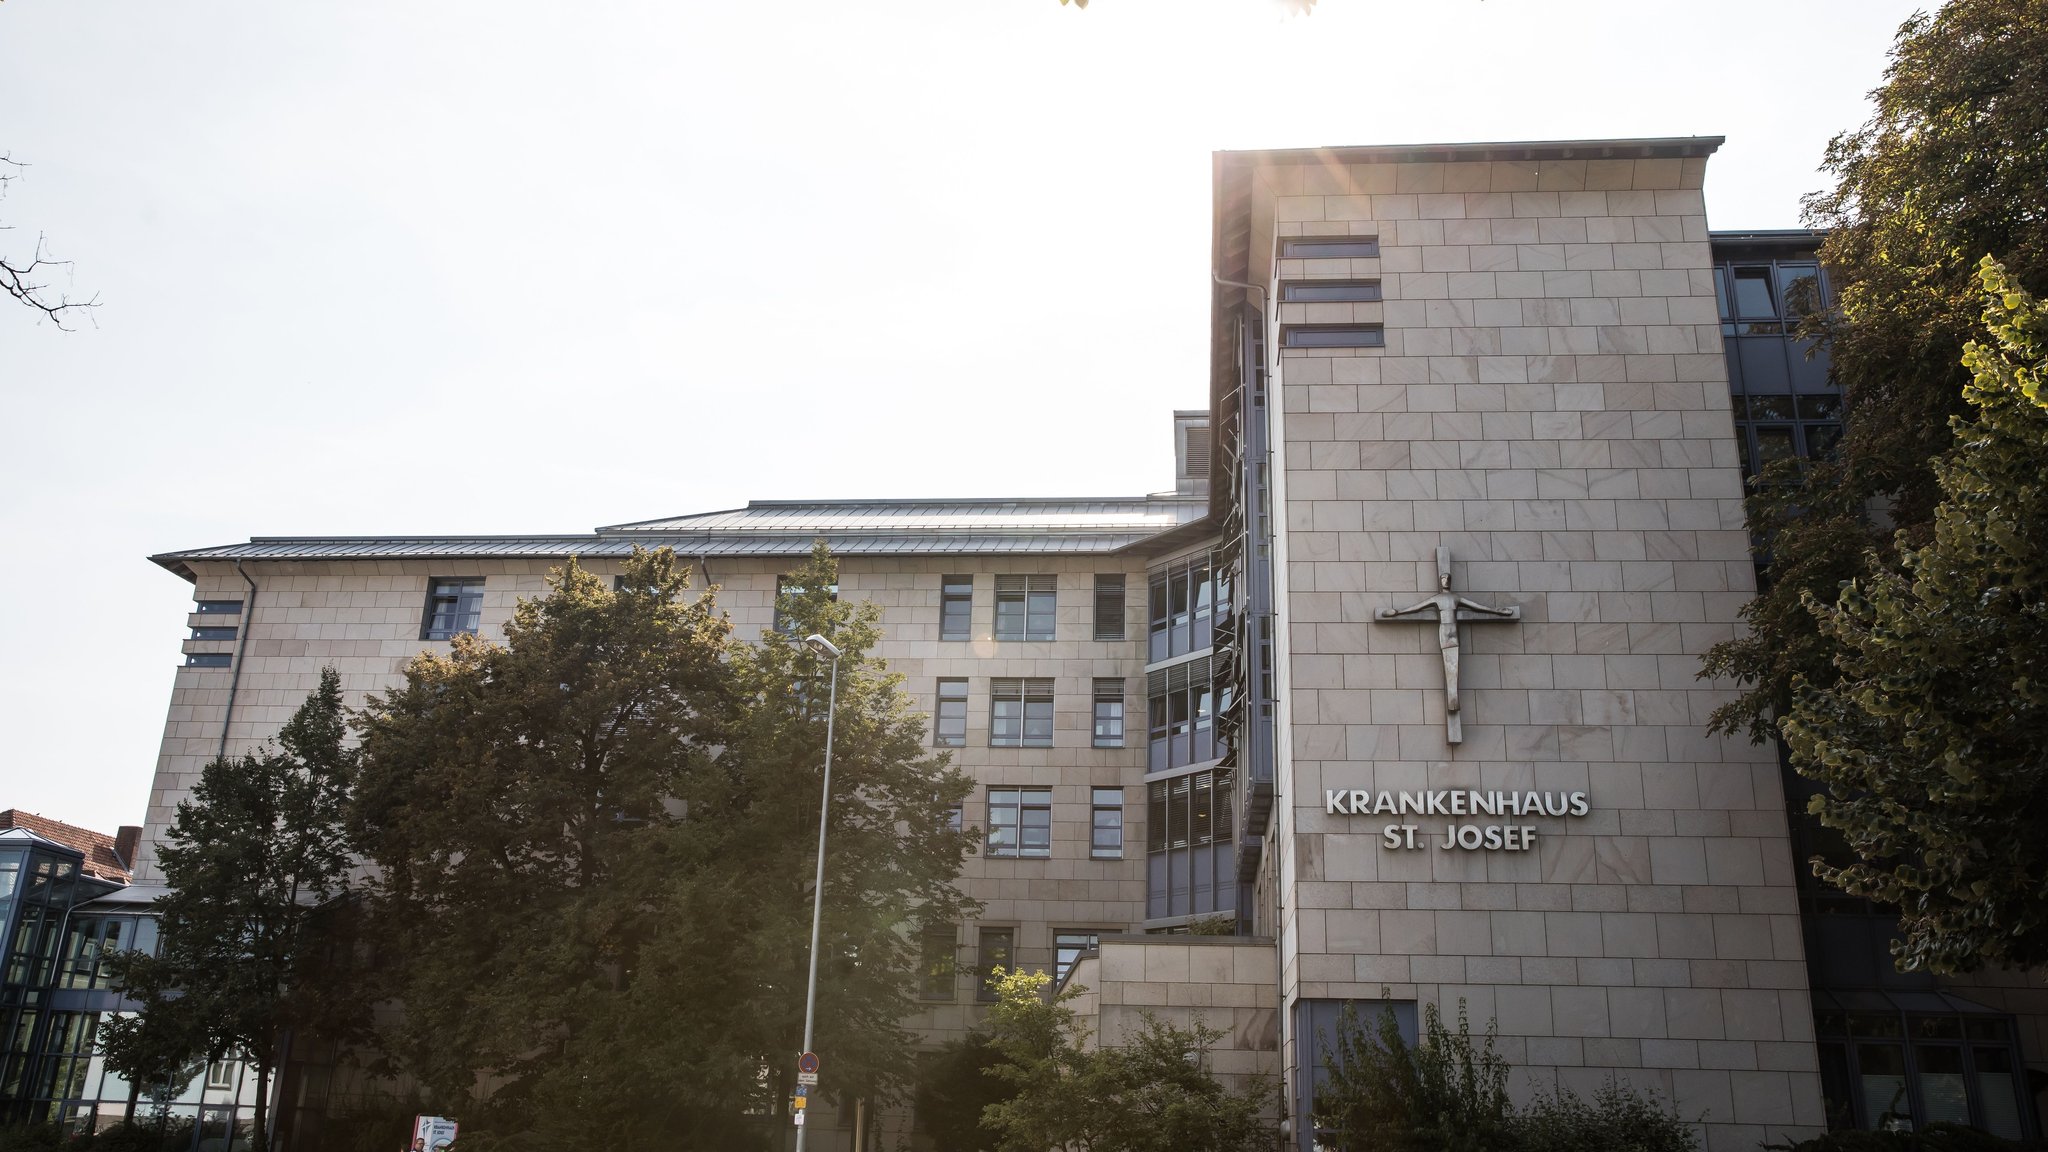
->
[411,1115,458,1151]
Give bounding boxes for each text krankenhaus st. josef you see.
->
[1325,789,1590,851]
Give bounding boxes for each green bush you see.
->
[0,1121,195,1152]
[1313,1000,1699,1152]
[1517,1079,1696,1152]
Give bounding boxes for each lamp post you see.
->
[795,633,841,1152]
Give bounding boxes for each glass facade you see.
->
[0,832,264,1142]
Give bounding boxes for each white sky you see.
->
[1,0,1923,834]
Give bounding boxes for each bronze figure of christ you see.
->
[1373,547,1520,744]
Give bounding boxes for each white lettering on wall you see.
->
[1323,788,1591,852]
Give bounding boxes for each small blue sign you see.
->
[793,1084,809,1098]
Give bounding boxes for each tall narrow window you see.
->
[919,925,957,1000]
[940,575,973,641]
[1093,574,1126,641]
[987,788,1052,858]
[421,578,484,640]
[977,927,1015,1001]
[933,678,968,747]
[994,575,1056,641]
[194,600,242,615]
[1091,788,1123,859]
[990,678,1054,748]
[1092,679,1125,748]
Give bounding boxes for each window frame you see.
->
[976,926,1016,1001]
[986,787,1053,859]
[1280,324,1386,349]
[1093,574,1126,642]
[1054,931,1100,985]
[990,678,1055,749]
[183,653,232,669]
[420,577,485,641]
[1280,236,1381,259]
[940,575,974,642]
[919,924,958,1001]
[1090,788,1124,859]
[933,678,969,748]
[1092,678,1125,749]
[994,575,1056,642]
[773,576,839,637]
[1279,279,1383,303]
[193,600,242,615]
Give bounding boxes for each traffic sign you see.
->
[792,1095,808,1110]
[798,1051,821,1075]
[793,1084,809,1099]
[796,1071,819,1086]
[793,1111,806,1127]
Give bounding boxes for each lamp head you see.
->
[804,634,843,659]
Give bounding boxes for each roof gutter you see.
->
[217,560,259,761]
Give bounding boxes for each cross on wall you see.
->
[1372,548,1520,745]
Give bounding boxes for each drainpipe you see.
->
[217,561,260,761]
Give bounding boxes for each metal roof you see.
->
[152,498,1211,577]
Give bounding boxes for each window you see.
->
[987,787,1052,859]
[1054,931,1099,984]
[990,678,1054,748]
[183,653,231,669]
[774,576,838,636]
[1093,574,1126,641]
[421,578,484,640]
[205,1060,236,1091]
[1280,236,1380,259]
[933,679,968,747]
[1813,1009,2029,1138]
[193,600,241,615]
[1092,679,1125,749]
[1147,769,1232,853]
[919,924,957,1000]
[1091,788,1123,859]
[1280,280,1382,302]
[1735,393,1843,476]
[189,626,237,641]
[940,575,973,641]
[1148,554,1226,662]
[976,927,1016,1000]
[994,575,1056,641]
[1281,325,1385,348]
[1148,658,1217,771]
[946,803,963,833]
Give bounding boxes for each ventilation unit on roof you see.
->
[1175,411,1211,498]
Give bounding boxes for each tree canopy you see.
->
[351,544,976,1148]
[1783,261,2048,974]
[101,668,364,1152]
[1702,0,2048,741]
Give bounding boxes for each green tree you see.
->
[980,967,1273,1152]
[912,1032,1016,1152]
[1782,260,2048,974]
[1703,0,2048,741]
[1312,1000,1514,1152]
[353,544,976,1147]
[102,668,363,1152]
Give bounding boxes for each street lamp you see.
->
[795,633,841,1152]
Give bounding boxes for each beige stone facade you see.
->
[127,138,2048,1149]
[1219,141,1824,1150]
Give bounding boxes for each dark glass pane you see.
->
[1975,1050,2025,1139]
[1754,426,1797,469]
[1282,325,1386,348]
[1148,783,1167,853]
[1849,1014,1904,1038]
[1915,1045,1969,1126]
[1748,394,1795,420]
[1913,1017,1962,1040]
[1281,237,1379,258]
[194,600,242,614]
[1733,266,1776,318]
[1818,1042,1855,1131]
[1779,263,1822,317]
[1857,1042,1911,1129]
[1713,266,1732,319]
[1797,394,1842,421]
[1282,280,1382,302]
[1965,1019,2011,1042]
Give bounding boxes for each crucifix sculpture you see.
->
[1374,547,1520,744]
